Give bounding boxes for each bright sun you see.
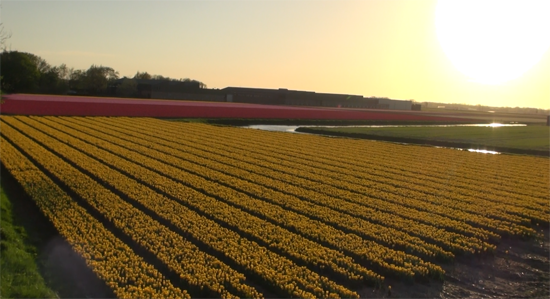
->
[435,0,550,85]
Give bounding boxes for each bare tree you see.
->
[0,5,11,51]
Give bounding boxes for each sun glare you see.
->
[435,0,550,85]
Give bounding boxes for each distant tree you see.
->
[39,65,71,94]
[0,51,41,93]
[133,71,152,80]
[38,67,61,93]
[56,64,73,81]
[117,78,137,97]
[83,65,119,95]
[194,79,207,89]
[30,55,51,74]
[68,69,86,93]
[0,50,74,95]
[151,74,169,81]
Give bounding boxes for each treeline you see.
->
[0,50,206,97]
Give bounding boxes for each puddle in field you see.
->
[244,123,517,155]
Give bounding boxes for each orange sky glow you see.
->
[3,0,549,109]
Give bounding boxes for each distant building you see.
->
[111,81,415,110]
[220,87,381,108]
[377,98,412,110]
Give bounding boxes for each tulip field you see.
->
[0,94,467,121]
[1,115,548,298]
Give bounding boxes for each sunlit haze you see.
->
[3,0,549,109]
[435,0,550,85]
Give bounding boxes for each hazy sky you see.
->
[2,0,550,109]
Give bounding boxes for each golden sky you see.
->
[3,0,550,109]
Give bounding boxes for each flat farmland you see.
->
[1,115,548,298]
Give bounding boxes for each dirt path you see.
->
[359,229,550,298]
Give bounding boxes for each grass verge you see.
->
[1,165,113,298]
[0,175,57,298]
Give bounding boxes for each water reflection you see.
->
[246,125,301,133]
[302,123,526,128]
[468,149,500,154]
[484,123,523,128]
[244,123,526,133]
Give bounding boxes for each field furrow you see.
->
[2,115,547,299]
[1,118,262,299]
[52,116,455,261]
[146,119,548,223]
[10,115,363,298]
[163,119,548,201]
[16,116,382,287]
[66,117,496,254]
[86,117,540,233]
[0,136,189,299]
[88,118,504,241]
[35,115,445,279]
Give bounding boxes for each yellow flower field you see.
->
[1,115,548,298]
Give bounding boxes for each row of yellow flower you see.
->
[44,115,443,280]
[376,144,549,186]
[111,120,501,250]
[0,135,189,299]
[13,115,359,299]
[178,119,548,203]
[302,151,545,217]
[1,117,261,299]
[21,116,382,288]
[105,117,537,238]
[153,119,547,229]
[165,135,498,240]
[113,118,529,237]
[173,130,535,236]
[99,117,495,257]
[243,122,549,191]
[223,123,549,205]
[45,119,443,276]
[138,120,544,204]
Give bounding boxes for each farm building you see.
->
[221,87,411,110]
[377,98,413,110]
[112,79,414,110]
[221,87,378,109]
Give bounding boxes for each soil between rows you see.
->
[358,229,550,299]
[1,127,548,298]
[4,153,549,298]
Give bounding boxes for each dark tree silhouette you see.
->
[0,51,41,93]
[133,71,152,80]
[83,65,119,95]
